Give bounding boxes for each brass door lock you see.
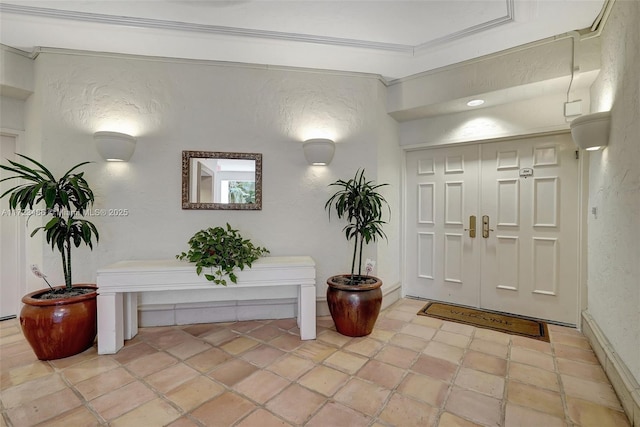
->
[464,215,476,238]
[482,215,494,238]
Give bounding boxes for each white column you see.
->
[298,283,316,340]
[97,292,124,354]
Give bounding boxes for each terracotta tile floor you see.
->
[0,298,631,426]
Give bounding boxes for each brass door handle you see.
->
[482,215,494,238]
[464,215,476,238]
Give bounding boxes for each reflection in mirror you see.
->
[182,151,262,210]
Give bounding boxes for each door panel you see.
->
[405,134,580,324]
[405,144,480,307]
[480,135,579,324]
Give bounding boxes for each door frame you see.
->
[1,128,28,318]
[400,131,588,328]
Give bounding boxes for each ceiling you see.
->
[0,0,607,81]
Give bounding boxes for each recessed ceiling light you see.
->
[466,99,485,107]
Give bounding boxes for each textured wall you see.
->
[397,90,590,147]
[588,0,640,382]
[22,52,401,300]
[392,34,600,146]
[389,37,581,113]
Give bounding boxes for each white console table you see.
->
[96,256,316,354]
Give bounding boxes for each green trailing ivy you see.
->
[176,223,269,285]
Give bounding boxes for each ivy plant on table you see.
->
[176,223,269,285]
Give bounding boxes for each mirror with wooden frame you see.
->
[181,151,262,210]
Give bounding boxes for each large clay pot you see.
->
[20,285,98,360]
[326,275,382,337]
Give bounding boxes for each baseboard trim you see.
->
[581,310,639,426]
[138,298,297,327]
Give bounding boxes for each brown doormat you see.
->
[418,301,550,342]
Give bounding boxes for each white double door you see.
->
[405,134,580,324]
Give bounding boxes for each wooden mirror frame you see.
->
[181,151,262,210]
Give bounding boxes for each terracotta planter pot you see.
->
[20,284,98,360]
[326,275,382,337]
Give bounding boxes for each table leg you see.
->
[123,292,138,340]
[97,292,124,354]
[298,283,316,340]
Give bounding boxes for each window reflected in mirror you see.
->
[182,151,262,210]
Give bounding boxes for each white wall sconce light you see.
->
[570,111,611,151]
[94,131,137,161]
[303,138,335,166]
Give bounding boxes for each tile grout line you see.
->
[550,333,578,427]
[1,302,631,427]
[233,328,325,427]
[121,332,208,425]
[191,322,308,426]
[433,324,478,426]
[502,333,513,427]
[362,312,426,426]
[295,309,407,426]
[53,360,110,426]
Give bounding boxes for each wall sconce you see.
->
[303,138,335,166]
[94,131,137,161]
[570,111,611,151]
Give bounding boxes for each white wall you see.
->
[391,33,600,147]
[398,89,590,147]
[0,97,25,131]
[375,84,402,293]
[0,47,34,99]
[1,47,33,131]
[19,51,401,302]
[587,0,640,383]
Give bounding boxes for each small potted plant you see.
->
[176,223,269,285]
[0,154,99,360]
[325,169,390,336]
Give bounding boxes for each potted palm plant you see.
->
[325,169,390,336]
[0,154,99,360]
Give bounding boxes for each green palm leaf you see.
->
[0,155,98,289]
[326,169,390,281]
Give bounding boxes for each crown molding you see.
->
[0,3,411,53]
[1,1,514,56]
[415,0,514,52]
[30,46,389,84]
[0,43,36,59]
